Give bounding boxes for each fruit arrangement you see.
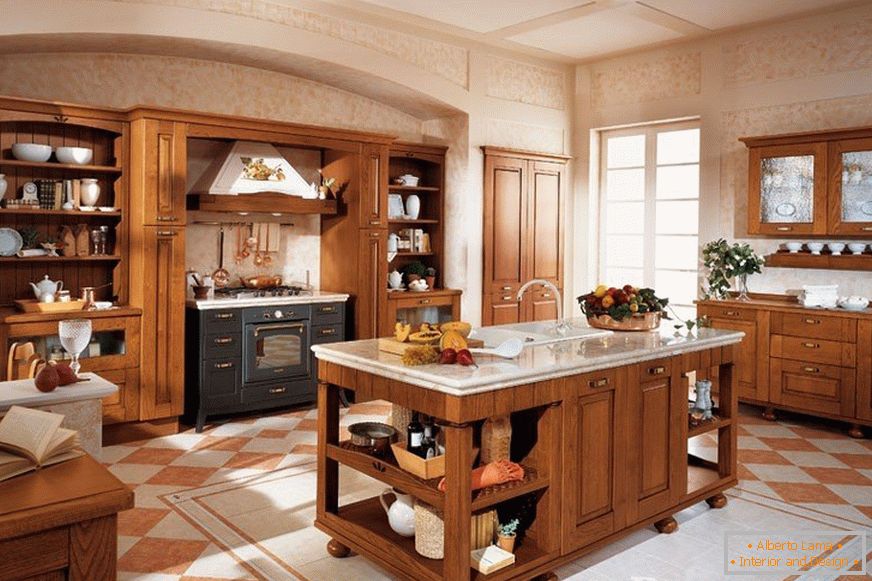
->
[579,284,668,320]
[34,361,84,392]
[394,321,476,367]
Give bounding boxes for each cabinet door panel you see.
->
[484,156,526,293]
[828,138,872,235]
[530,288,559,322]
[360,144,389,228]
[100,368,140,424]
[707,318,757,400]
[699,305,769,403]
[529,161,564,286]
[358,229,387,339]
[485,294,521,326]
[142,120,187,225]
[140,227,186,419]
[771,358,855,418]
[857,320,872,421]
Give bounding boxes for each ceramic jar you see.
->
[379,488,415,537]
[405,194,421,220]
[80,178,100,207]
[0,174,6,197]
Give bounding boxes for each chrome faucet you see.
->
[517,279,568,335]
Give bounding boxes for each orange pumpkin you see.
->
[439,330,468,351]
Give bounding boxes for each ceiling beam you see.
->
[488,0,630,39]
[625,2,711,35]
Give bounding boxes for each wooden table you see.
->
[0,455,134,580]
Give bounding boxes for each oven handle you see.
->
[253,322,306,337]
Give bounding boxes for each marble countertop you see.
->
[313,326,745,396]
[186,291,349,310]
[0,373,118,411]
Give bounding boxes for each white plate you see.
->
[775,202,796,217]
[861,201,872,216]
[839,304,868,311]
[0,228,23,256]
[79,206,97,212]
[97,206,117,212]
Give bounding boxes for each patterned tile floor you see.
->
[105,403,872,580]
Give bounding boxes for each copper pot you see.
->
[239,275,283,289]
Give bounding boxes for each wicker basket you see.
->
[414,502,496,559]
[388,404,412,442]
[587,311,661,332]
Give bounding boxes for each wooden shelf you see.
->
[393,252,435,257]
[0,159,122,174]
[765,252,872,271]
[0,255,121,263]
[189,193,338,215]
[687,415,730,438]
[328,441,548,511]
[388,219,439,225]
[687,463,721,496]
[388,185,439,192]
[0,208,121,218]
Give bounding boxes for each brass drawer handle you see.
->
[215,362,233,369]
[648,366,666,375]
[157,230,177,237]
[215,313,234,320]
[214,337,233,345]
[319,328,337,336]
[319,306,336,314]
[776,226,792,231]
[542,293,551,298]
[802,342,819,349]
[803,366,820,373]
[589,378,609,388]
[370,220,381,225]
[804,318,821,325]
[502,295,512,301]
[863,226,872,231]
[157,216,177,222]
[502,286,512,291]
[269,387,287,394]
[724,311,740,317]
[419,299,431,305]
[370,232,380,238]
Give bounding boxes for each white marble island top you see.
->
[313,325,745,396]
[0,373,118,411]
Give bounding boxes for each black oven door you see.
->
[244,321,310,384]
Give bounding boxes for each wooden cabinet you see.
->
[482,148,568,325]
[771,359,855,418]
[134,227,186,420]
[857,320,872,422]
[563,368,627,550]
[627,359,682,523]
[697,304,769,402]
[742,126,872,237]
[531,288,560,322]
[360,143,389,228]
[484,293,522,325]
[130,118,187,226]
[381,290,460,336]
[356,229,388,339]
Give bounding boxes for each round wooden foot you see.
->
[326,539,351,558]
[762,407,777,422]
[706,493,728,509]
[532,573,558,581]
[848,424,865,439]
[654,516,678,534]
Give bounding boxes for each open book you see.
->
[0,406,83,482]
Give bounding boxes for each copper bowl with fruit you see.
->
[587,311,661,332]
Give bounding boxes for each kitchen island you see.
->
[312,325,744,580]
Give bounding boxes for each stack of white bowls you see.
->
[800,284,839,308]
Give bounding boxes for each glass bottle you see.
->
[406,412,424,458]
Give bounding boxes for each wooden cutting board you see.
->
[378,336,483,356]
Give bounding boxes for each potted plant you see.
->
[497,518,519,553]
[702,239,765,301]
[424,267,436,289]
[577,285,669,331]
[402,260,427,283]
[317,169,337,199]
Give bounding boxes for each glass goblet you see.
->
[58,319,92,377]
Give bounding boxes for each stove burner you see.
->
[213,285,309,299]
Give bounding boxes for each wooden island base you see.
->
[315,342,738,580]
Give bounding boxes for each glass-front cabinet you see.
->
[829,138,872,235]
[747,143,827,235]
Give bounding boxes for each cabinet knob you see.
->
[215,313,234,320]
[802,342,820,349]
[215,362,233,369]
[589,377,609,388]
[804,318,821,325]
[319,328,337,336]
[157,216,178,222]
[419,299,431,305]
[803,366,820,374]
[269,386,287,394]
[214,336,233,345]
[724,311,740,317]
[648,366,666,375]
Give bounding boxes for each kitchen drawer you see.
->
[312,323,344,344]
[204,332,242,360]
[0,528,68,580]
[203,309,242,334]
[770,334,855,367]
[202,359,241,408]
[242,380,311,404]
[697,305,757,322]
[770,358,855,418]
[771,312,856,342]
[568,367,620,398]
[312,302,344,325]
[639,358,671,384]
[393,294,455,310]
[489,282,522,295]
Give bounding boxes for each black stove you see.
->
[213,285,309,299]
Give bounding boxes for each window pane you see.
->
[605,267,643,288]
[656,164,699,199]
[606,168,644,201]
[605,235,643,267]
[657,128,699,165]
[670,304,698,323]
[655,235,698,270]
[655,270,699,306]
[656,200,699,234]
[606,202,644,234]
[607,134,645,168]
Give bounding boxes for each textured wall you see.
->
[485,56,566,110]
[590,51,701,109]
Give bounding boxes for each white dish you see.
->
[0,228,23,256]
[848,242,867,255]
[92,301,114,310]
[55,146,93,165]
[806,242,825,255]
[827,242,846,255]
[775,202,796,217]
[785,242,803,254]
[11,143,52,162]
[839,303,869,311]
[79,206,97,212]
[97,206,117,212]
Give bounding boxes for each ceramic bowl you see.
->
[848,242,867,255]
[400,174,420,187]
[92,301,114,310]
[11,143,52,163]
[55,146,93,165]
[827,242,846,255]
[806,242,825,255]
[785,242,804,254]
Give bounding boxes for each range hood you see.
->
[192,140,316,197]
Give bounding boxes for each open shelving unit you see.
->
[764,250,872,271]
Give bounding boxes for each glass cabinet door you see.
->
[748,143,827,235]
[829,138,872,234]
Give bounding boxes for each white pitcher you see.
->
[388,269,403,289]
[379,488,415,537]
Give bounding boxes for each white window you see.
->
[599,122,700,321]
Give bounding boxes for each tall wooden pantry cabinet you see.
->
[481,147,569,326]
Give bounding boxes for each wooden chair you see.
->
[6,341,45,380]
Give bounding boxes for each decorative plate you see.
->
[0,228,23,257]
[861,201,872,216]
[775,202,796,217]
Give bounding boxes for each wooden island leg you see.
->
[326,539,351,558]
[762,407,777,421]
[848,424,864,439]
[443,422,473,580]
[317,382,342,557]
[654,517,678,534]
[706,493,728,509]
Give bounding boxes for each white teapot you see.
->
[388,270,403,289]
[30,275,63,302]
[379,488,415,537]
[838,296,870,311]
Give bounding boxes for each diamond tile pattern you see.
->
[106,402,871,580]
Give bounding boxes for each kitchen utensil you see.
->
[59,319,92,376]
[0,228,23,256]
[807,242,825,255]
[348,421,397,456]
[12,143,52,162]
[848,242,867,255]
[469,338,524,359]
[254,223,264,266]
[80,286,97,309]
[30,275,63,301]
[55,147,93,165]
[785,242,803,253]
[192,285,210,300]
[212,228,230,288]
[264,223,273,265]
[379,488,415,537]
[239,274,282,289]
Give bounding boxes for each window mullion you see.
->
[644,128,658,288]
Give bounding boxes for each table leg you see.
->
[317,382,340,520]
[443,422,473,580]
